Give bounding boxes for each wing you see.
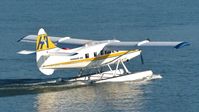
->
[18,35,96,45]
[18,35,190,49]
[105,40,190,50]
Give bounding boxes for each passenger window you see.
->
[107,50,111,54]
[104,50,111,54]
[94,52,97,57]
[85,53,89,58]
[100,50,104,55]
[105,51,107,54]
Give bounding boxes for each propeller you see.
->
[140,52,144,64]
[138,38,150,64]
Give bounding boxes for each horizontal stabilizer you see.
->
[18,35,61,43]
[17,50,35,55]
[18,35,93,45]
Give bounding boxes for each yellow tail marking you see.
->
[36,34,56,51]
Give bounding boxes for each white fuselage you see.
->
[39,43,141,69]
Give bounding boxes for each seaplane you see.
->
[17,28,190,84]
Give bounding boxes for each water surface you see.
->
[0,0,198,112]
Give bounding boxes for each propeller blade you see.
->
[140,53,144,64]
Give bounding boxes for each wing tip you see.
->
[175,42,190,49]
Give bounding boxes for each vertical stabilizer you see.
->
[36,28,55,75]
[36,28,56,51]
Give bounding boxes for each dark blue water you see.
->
[0,0,198,112]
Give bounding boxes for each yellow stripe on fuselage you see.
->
[42,49,139,68]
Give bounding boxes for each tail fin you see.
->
[36,28,56,51]
[36,28,56,75]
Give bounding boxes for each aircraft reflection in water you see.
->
[35,82,149,112]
